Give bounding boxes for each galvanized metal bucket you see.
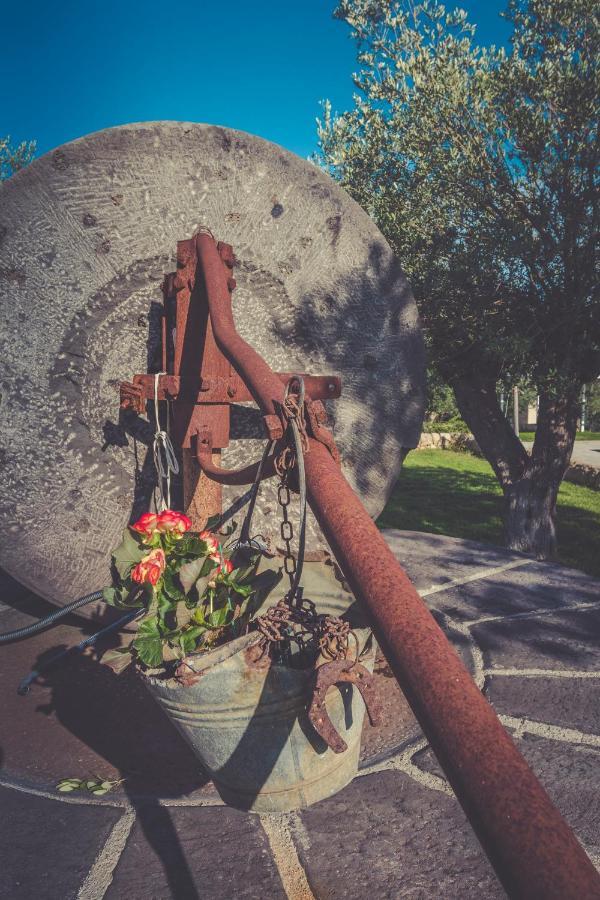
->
[144,561,376,812]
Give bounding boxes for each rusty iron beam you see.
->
[194,231,600,900]
[123,372,341,406]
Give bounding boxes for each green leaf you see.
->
[102,586,122,607]
[112,529,146,579]
[175,604,194,629]
[133,616,164,668]
[179,625,207,655]
[103,584,143,609]
[57,778,82,791]
[179,557,207,594]
[162,568,185,601]
[207,606,230,628]
[102,647,134,674]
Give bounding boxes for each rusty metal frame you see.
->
[120,230,600,897]
[189,232,600,899]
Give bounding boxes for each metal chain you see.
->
[278,480,297,585]
[254,375,358,667]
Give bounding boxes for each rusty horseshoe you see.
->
[308,658,382,753]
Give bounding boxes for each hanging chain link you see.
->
[254,376,358,667]
[278,481,297,583]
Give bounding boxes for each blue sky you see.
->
[1,1,510,161]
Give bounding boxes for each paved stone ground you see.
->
[522,439,600,468]
[1,529,599,900]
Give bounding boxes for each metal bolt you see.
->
[227,386,236,398]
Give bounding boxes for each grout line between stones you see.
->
[418,557,534,599]
[500,715,600,747]
[358,736,454,797]
[470,598,599,626]
[260,812,315,900]
[486,667,600,679]
[76,808,136,900]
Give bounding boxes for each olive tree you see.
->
[318,0,599,557]
[0,136,36,181]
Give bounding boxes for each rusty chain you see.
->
[254,376,359,668]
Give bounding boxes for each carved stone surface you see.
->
[0,122,425,604]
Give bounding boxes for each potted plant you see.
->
[101,509,376,812]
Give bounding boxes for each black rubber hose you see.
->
[0,589,104,644]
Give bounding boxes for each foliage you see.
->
[422,417,469,433]
[0,136,36,181]
[378,449,600,577]
[318,0,599,555]
[585,381,600,431]
[318,0,599,393]
[424,367,462,424]
[57,777,123,796]
[102,510,280,671]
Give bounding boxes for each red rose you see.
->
[131,548,166,586]
[131,512,159,541]
[156,510,192,538]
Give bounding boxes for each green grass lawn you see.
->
[519,431,600,442]
[377,449,600,578]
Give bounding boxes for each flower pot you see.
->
[143,561,376,812]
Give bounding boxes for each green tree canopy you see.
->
[318,0,599,557]
[1,136,36,181]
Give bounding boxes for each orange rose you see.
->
[156,510,192,538]
[131,548,166,586]
[218,558,234,577]
[207,555,233,588]
[199,530,219,555]
[131,512,159,541]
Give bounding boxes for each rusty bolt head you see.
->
[227,277,237,292]
[227,386,236,398]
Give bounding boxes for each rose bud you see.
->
[131,512,159,541]
[199,530,219,555]
[131,548,166,586]
[217,558,234,577]
[156,510,192,538]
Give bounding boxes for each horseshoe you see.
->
[308,658,382,753]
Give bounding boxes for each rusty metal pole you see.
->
[195,232,600,900]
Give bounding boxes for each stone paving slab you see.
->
[105,805,286,900]
[408,735,600,862]
[0,786,121,900]
[473,607,600,672]
[487,674,600,735]
[422,558,599,622]
[382,531,528,596]
[296,770,501,899]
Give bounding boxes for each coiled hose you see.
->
[0,589,104,644]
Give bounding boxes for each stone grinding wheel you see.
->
[0,122,425,610]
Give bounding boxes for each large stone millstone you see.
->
[0,122,425,607]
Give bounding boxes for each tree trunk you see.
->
[503,466,560,558]
[449,374,580,559]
